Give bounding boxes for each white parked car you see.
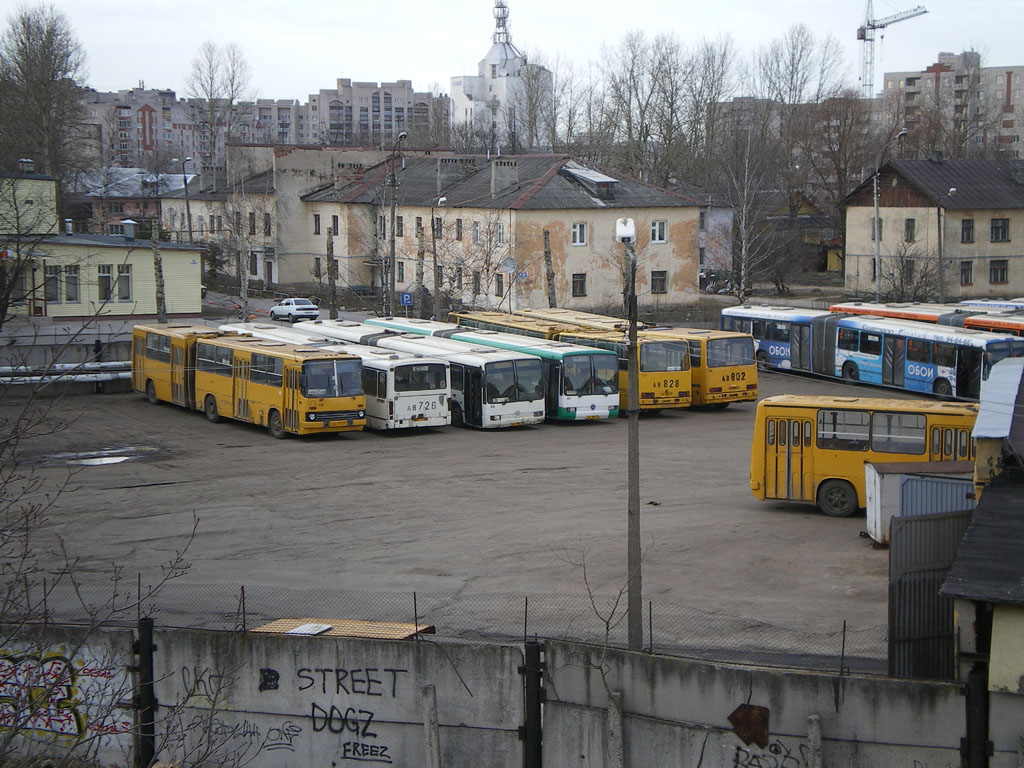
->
[269,297,320,322]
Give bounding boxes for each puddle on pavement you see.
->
[36,445,169,467]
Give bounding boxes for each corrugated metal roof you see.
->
[304,154,704,211]
[974,358,1024,439]
[940,466,1024,606]
[884,159,1024,210]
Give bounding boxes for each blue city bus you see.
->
[721,305,1024,399]
[958,298,1024,311]
[719,306,831,372]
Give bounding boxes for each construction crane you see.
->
[858,0,928,98]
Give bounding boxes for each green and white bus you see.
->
[363,316,620,421]
[296,319,545,429]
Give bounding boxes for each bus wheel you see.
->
[268,409,286,439]
[817,479,857,517]
[145,380,158,405]
[756,351,769,370]
[712,402,730,410]
[451,403,464,427]
[933,378,952,398]
[204,395,222,423]
[841,362,859,381]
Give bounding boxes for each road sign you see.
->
[399,292,413,307]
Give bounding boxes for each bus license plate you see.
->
[507,421,522,427]
[329,420,350,427]
[586,415,600,420]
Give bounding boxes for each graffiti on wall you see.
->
[0,649,131,742]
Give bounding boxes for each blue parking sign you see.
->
[399,292,413,307]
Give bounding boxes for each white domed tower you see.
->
[450,0,552,152]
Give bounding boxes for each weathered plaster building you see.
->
[302,154,706,312]
[844,158,1024,300]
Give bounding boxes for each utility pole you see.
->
[327,227,338,320]
[616,217,642,652]
[387,131,407,316]
[416,219,426,318]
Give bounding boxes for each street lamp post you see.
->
[615,216,642,652]
[172,156,194,244]
[937,187,957,303]
[432,196,446,319]
[387,132,408,316]
[872,130,906,302]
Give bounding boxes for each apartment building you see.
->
[884,51,1024,159]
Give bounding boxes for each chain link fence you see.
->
[38,580,887,674]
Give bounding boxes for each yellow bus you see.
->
[132,324,366,438]
[514,308,758,407]
[447,310,692,412]
[750,395,978,517]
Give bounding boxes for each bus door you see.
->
[790,323,812,371]
[882,336,906,387]
[171,344,187,407]
[284,368,300,432]
[131,335,144,392]
[955,347,982,399]
[930,424,960,461]
[465,369,482,427]
[234,357,250,421]
[765,416,814,502]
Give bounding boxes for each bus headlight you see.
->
[358,410,365,418]
[307,413,317,421]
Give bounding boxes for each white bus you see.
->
[221,323,451,430]
[297,320,546,429]
[364,316,620,421]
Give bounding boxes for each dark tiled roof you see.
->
[940,466,1024,607]
[305,154,704,210]
[41,233,202,251]
[887,159,1024,210]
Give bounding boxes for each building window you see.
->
[456,267,463,290]
[64,265,79,303]
[455,218,463,240]
[113,264,131,301]
[990,259,1008,284]
[314,257,322,278]
[651,221,667,243]
[904,218,916,242]
[209,214,215,232]
[698,247,705,268]
[415,216,422,235]
[108,224,124,236]
[378,215,386,240]
[44,265,60,303]
[433,216,442,238]
[699,211,706,231]
[473,221,481,244]
[248,211,256,236]
[960,260,973,286]
[249,251,258,276]
[495,272,504,296]
[109,202,124,214]
[331,215,338,235]
[98,264,113,301]
[396,216,404,237]
[234,211,242,233]
[264,213,272,236]
[651,270,667,294]
[871,217,883,241]
[572,273,587,297]
[571,222,587,246]
[991,218,1010,242]
[313,213,321,235]
[397,261,405,282]
[496,222,505,245]
[961,219,974,243]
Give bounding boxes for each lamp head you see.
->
[437,196,447,206]
[895,129,907,140]
[948,187,957,196]
[397,131,407,142]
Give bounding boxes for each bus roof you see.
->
[196,333,361,363]
[829,301,983,321]
[720,305,832,320]
[298,319,541,367]
[835,314,1020,346]
[220,323,448,371]
[449,310,579,336]
[758,394,979,415]
[133,323,227,340]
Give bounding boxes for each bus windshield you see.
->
[641,341,690,372]
[562,354,618,395]
[708,337,756,368]
[986,341,1014,368]
[484,360,544,403]
[394,362,447,392]
[302,359,362,398]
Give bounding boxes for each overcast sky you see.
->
[49,0,1020,101]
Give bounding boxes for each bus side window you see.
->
[361,367,377,399]
[751,320,765,340]
[451,365,465,393]
[804,421,812,445]
[688,340,701,369]
[767,420,775,445]
[944,429,953,456]
[931,427,940,455]
[772,322,791,343]
[860,333,882,356]
[377,370,387,397]
[791,420,801,447]
[957,429,969,459]
[779,421,787,447]
[838,328,859,351]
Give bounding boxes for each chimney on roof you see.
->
[928,150,945,163]
[64,218,73,235]
[491,159,518,197]
[122,219,137,242]
[18,158,34,173]
[437,157,466,193]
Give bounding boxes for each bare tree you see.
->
[0,3,88,212]
[185,41,254,168]
[879,241,938,302]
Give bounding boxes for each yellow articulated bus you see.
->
[446,310,692,412]
[750,395,978,517]
[132,324,366,438]
[514,308,758,407]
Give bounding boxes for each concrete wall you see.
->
[151,629,525,768]
[543,640,965,767]
[0,626,136,765]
